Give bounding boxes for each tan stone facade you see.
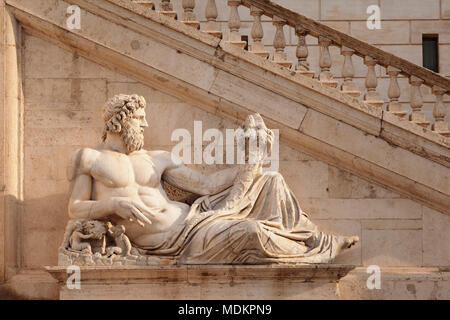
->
[1,0,449,299]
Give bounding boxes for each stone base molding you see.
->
[46,264,355,300]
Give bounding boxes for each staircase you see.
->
[5,0,449,215]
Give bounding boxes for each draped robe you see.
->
[139,171,347,264]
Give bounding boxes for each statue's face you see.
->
[121,108,148,153]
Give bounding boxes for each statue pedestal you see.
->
[45,264,355,300]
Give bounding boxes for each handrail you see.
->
[241,0,450,93]
[131,0,450,137]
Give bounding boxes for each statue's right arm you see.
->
[68,148,117,220]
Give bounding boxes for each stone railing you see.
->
[133,0,450,138]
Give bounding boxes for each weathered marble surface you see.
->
[61,94,358,265]
[46,264,356,300]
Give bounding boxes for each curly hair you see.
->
[101,94,146,142]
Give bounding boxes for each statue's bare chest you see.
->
[91,151,160,188]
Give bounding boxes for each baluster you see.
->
[409,76,430,128]
[181,0,200,29]
[294,26,314,78]
[432,86,450,136]
[340,46,360,97]
[318,36,338,88]
[226,0,246,49]
[386,66,407,118]
[132,0,155,10]
[363,56,384,108]
[249,6,269,59]
[272,16,292,68]
[158,0,177,19]
[203,0,222,38]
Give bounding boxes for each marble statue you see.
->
[59,93,359,266]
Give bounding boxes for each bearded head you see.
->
[102,94,147,153]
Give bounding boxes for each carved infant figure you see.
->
[69,221,94,254]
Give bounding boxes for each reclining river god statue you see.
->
[59,94,359,266]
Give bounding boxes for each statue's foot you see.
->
[342,235,359,249]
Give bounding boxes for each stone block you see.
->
[440,45,450,75]
[23,230,62,268]
[321,0,378,20]
[350,21,410,45]
[380,0,440,19]
[24,179,69,200]
[24,79,107,111]
[275,0,320,20]
[423,207,450,266]
[107,82,181,104]
[24,35,127,80]
[340,267,450,299]
[362,229,422,266]
[377,45,422,66]
[327,166,401,199]
[24,127,102,147]
[443,0,450,18]
[278,145,316,161]
[23,194,68,231]
[411,20,450,44]
[361,219,422,230]
[25,110,102,129]
[209,70,307,130]
[299,109,450,195]
[299,198,423,220]
[279,160,329,198]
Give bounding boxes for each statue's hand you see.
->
[112,198,154,227]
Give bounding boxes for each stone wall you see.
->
[21,34,450,272]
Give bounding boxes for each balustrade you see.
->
[158,0,177,19]
[203,0,222,38]
[143,0,450,138]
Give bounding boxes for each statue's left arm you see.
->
[159,151,239,196]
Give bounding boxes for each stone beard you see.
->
[121,120,144,153]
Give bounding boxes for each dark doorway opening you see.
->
[422,34,439,73]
